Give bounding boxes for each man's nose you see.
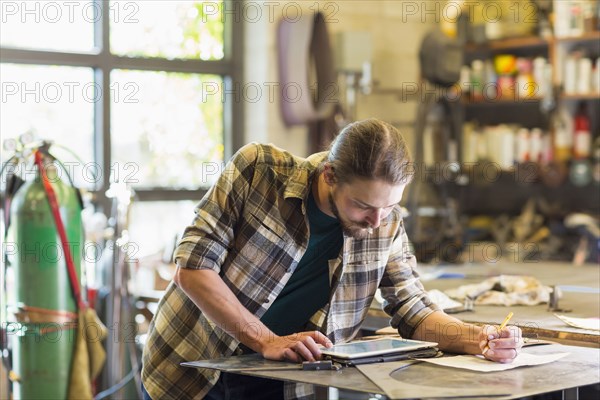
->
[366,208,383,229]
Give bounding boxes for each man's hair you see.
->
[325,118,414,185]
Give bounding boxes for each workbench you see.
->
[185,344,599,399]
[367,261,600,347]
[181,263,599,399]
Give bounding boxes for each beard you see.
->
[328,191,372,240]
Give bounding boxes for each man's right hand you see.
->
[260,331,333,363]
[175,268,333,363]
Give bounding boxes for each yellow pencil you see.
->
[482,312,514,355]
[498,312,514,330]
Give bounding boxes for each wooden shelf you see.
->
[554,31,600,43]
[489,36,550,50]
[466,32,600,52]
[466,36,549,52]
[463,96,543,105]
[455,31,600,218]
[560,93,600,100]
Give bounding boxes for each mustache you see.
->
[329,193,373,230]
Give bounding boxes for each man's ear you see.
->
[323,163,336,186]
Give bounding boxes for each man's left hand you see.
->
[479,324,523,363]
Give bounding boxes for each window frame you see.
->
[0,0,244,210]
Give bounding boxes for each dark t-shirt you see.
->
[260,191,343,336]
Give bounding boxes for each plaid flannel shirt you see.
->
[142,143,439,399]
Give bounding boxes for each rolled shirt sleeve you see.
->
[173,143,259,273]
[379,221,440,338]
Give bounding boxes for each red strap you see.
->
[34,150,86,310]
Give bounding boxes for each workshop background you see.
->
[1,0,599,399]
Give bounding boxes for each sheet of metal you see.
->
[181,354,301,372]
[181,354,382,394]
[180,344,599,398]
[356,344,599,400]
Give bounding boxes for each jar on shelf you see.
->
[573,102,592,159]
[592,137,600,185]
[494,54,517,100]
[515,128,530,163]
[516,58,536,99]
[530,128,543,163]
[577,57,593,94]
[551,105,574,162]
[593,58,600,93]
[564,53,579,94]
[483,60,497,99]
[533,57,548,98]
[471,60,484,100]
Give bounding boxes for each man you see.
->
[142,119,522,399]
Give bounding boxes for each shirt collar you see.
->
[283,151,328,201]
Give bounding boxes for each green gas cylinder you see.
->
[6,163,82,399]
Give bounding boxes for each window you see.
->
[128,201,198,258]
[1,63,95,188]
[0,0,95,52]
[111,70,224,189]
[110,1,224,60]
[1,0,243,263]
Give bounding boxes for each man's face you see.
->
[328,178,406,239]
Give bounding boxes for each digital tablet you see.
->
[320,338,438,360]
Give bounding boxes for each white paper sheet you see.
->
[427,289,463,310]
[417,352,569,372]
[554,314,600,331]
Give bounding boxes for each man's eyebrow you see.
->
[353,199,398,209]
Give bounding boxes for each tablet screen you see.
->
[320,338,438,359]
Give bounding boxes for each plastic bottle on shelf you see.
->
[563,54,578,95]
[592,137,600,185]
[583,0,597,32]
[569,1,585,36]
[494,54,516,100]
[577,58,592,94]
[483,60,497,99]
[459,65,471,98]
[541,131,553,165]
[553,0,570,37]
[471,60,484,100]
[593,57,600,94]
[500,126,515,170]
[569,104,593,186]
[516,58,536,99]
[515,128,530,163]
[530,128,543,163]
[597,0,600,31]
[551,105,573,162]
[533,57,547,98]
[569,159,592,186]
[573,102,592,159]
[540,62,555,112]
